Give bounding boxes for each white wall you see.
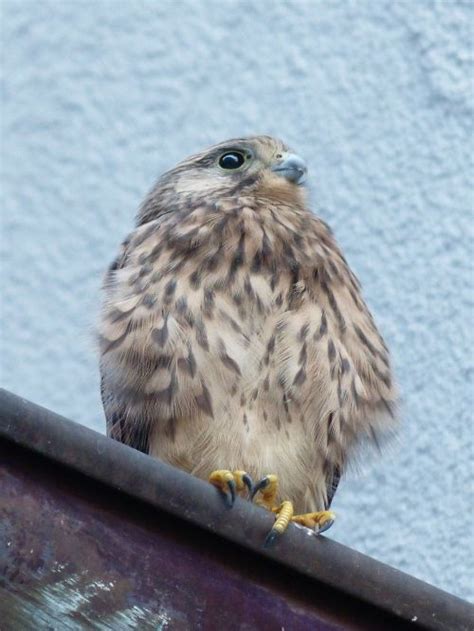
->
[1,0,472,601]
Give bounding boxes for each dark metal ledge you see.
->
[0,388,472,630]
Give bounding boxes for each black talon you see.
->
[226,479,236,507]
[242,473,254,498]
[264,528,280,549]
[250,476,270,501]
[316,518,335,534]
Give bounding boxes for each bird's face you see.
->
[172,135,307,196]
[138,136,308,224]
[137,136,307,225]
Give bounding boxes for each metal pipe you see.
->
[0,388,472,630]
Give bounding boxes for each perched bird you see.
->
[99,136,397,543]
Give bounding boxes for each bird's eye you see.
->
[218,152,246,170]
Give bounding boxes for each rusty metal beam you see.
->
[0,388,472,629]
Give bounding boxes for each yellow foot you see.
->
[208,469,253,507]
[251,474,279,510]
[292,510,336,532]
[252,474,336,547]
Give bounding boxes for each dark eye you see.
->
[219,152,245,170]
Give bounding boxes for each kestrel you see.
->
[99,136,397,543]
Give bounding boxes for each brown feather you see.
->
[99,136,398,513]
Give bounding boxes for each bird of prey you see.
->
[99,136,397,543]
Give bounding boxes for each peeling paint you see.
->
[1,388,472,630]
[0,451,345,630]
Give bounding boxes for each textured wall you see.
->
[1,0,472,602]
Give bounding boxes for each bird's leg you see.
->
[208,469,254,507]
[252,474,336,547]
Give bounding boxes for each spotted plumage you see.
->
[99,136,397,513]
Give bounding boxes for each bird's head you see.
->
[137,136,308,225]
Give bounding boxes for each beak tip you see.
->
[271,153,307,185]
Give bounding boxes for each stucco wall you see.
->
[1,0,472,602]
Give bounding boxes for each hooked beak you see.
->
[271,153,307,185]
